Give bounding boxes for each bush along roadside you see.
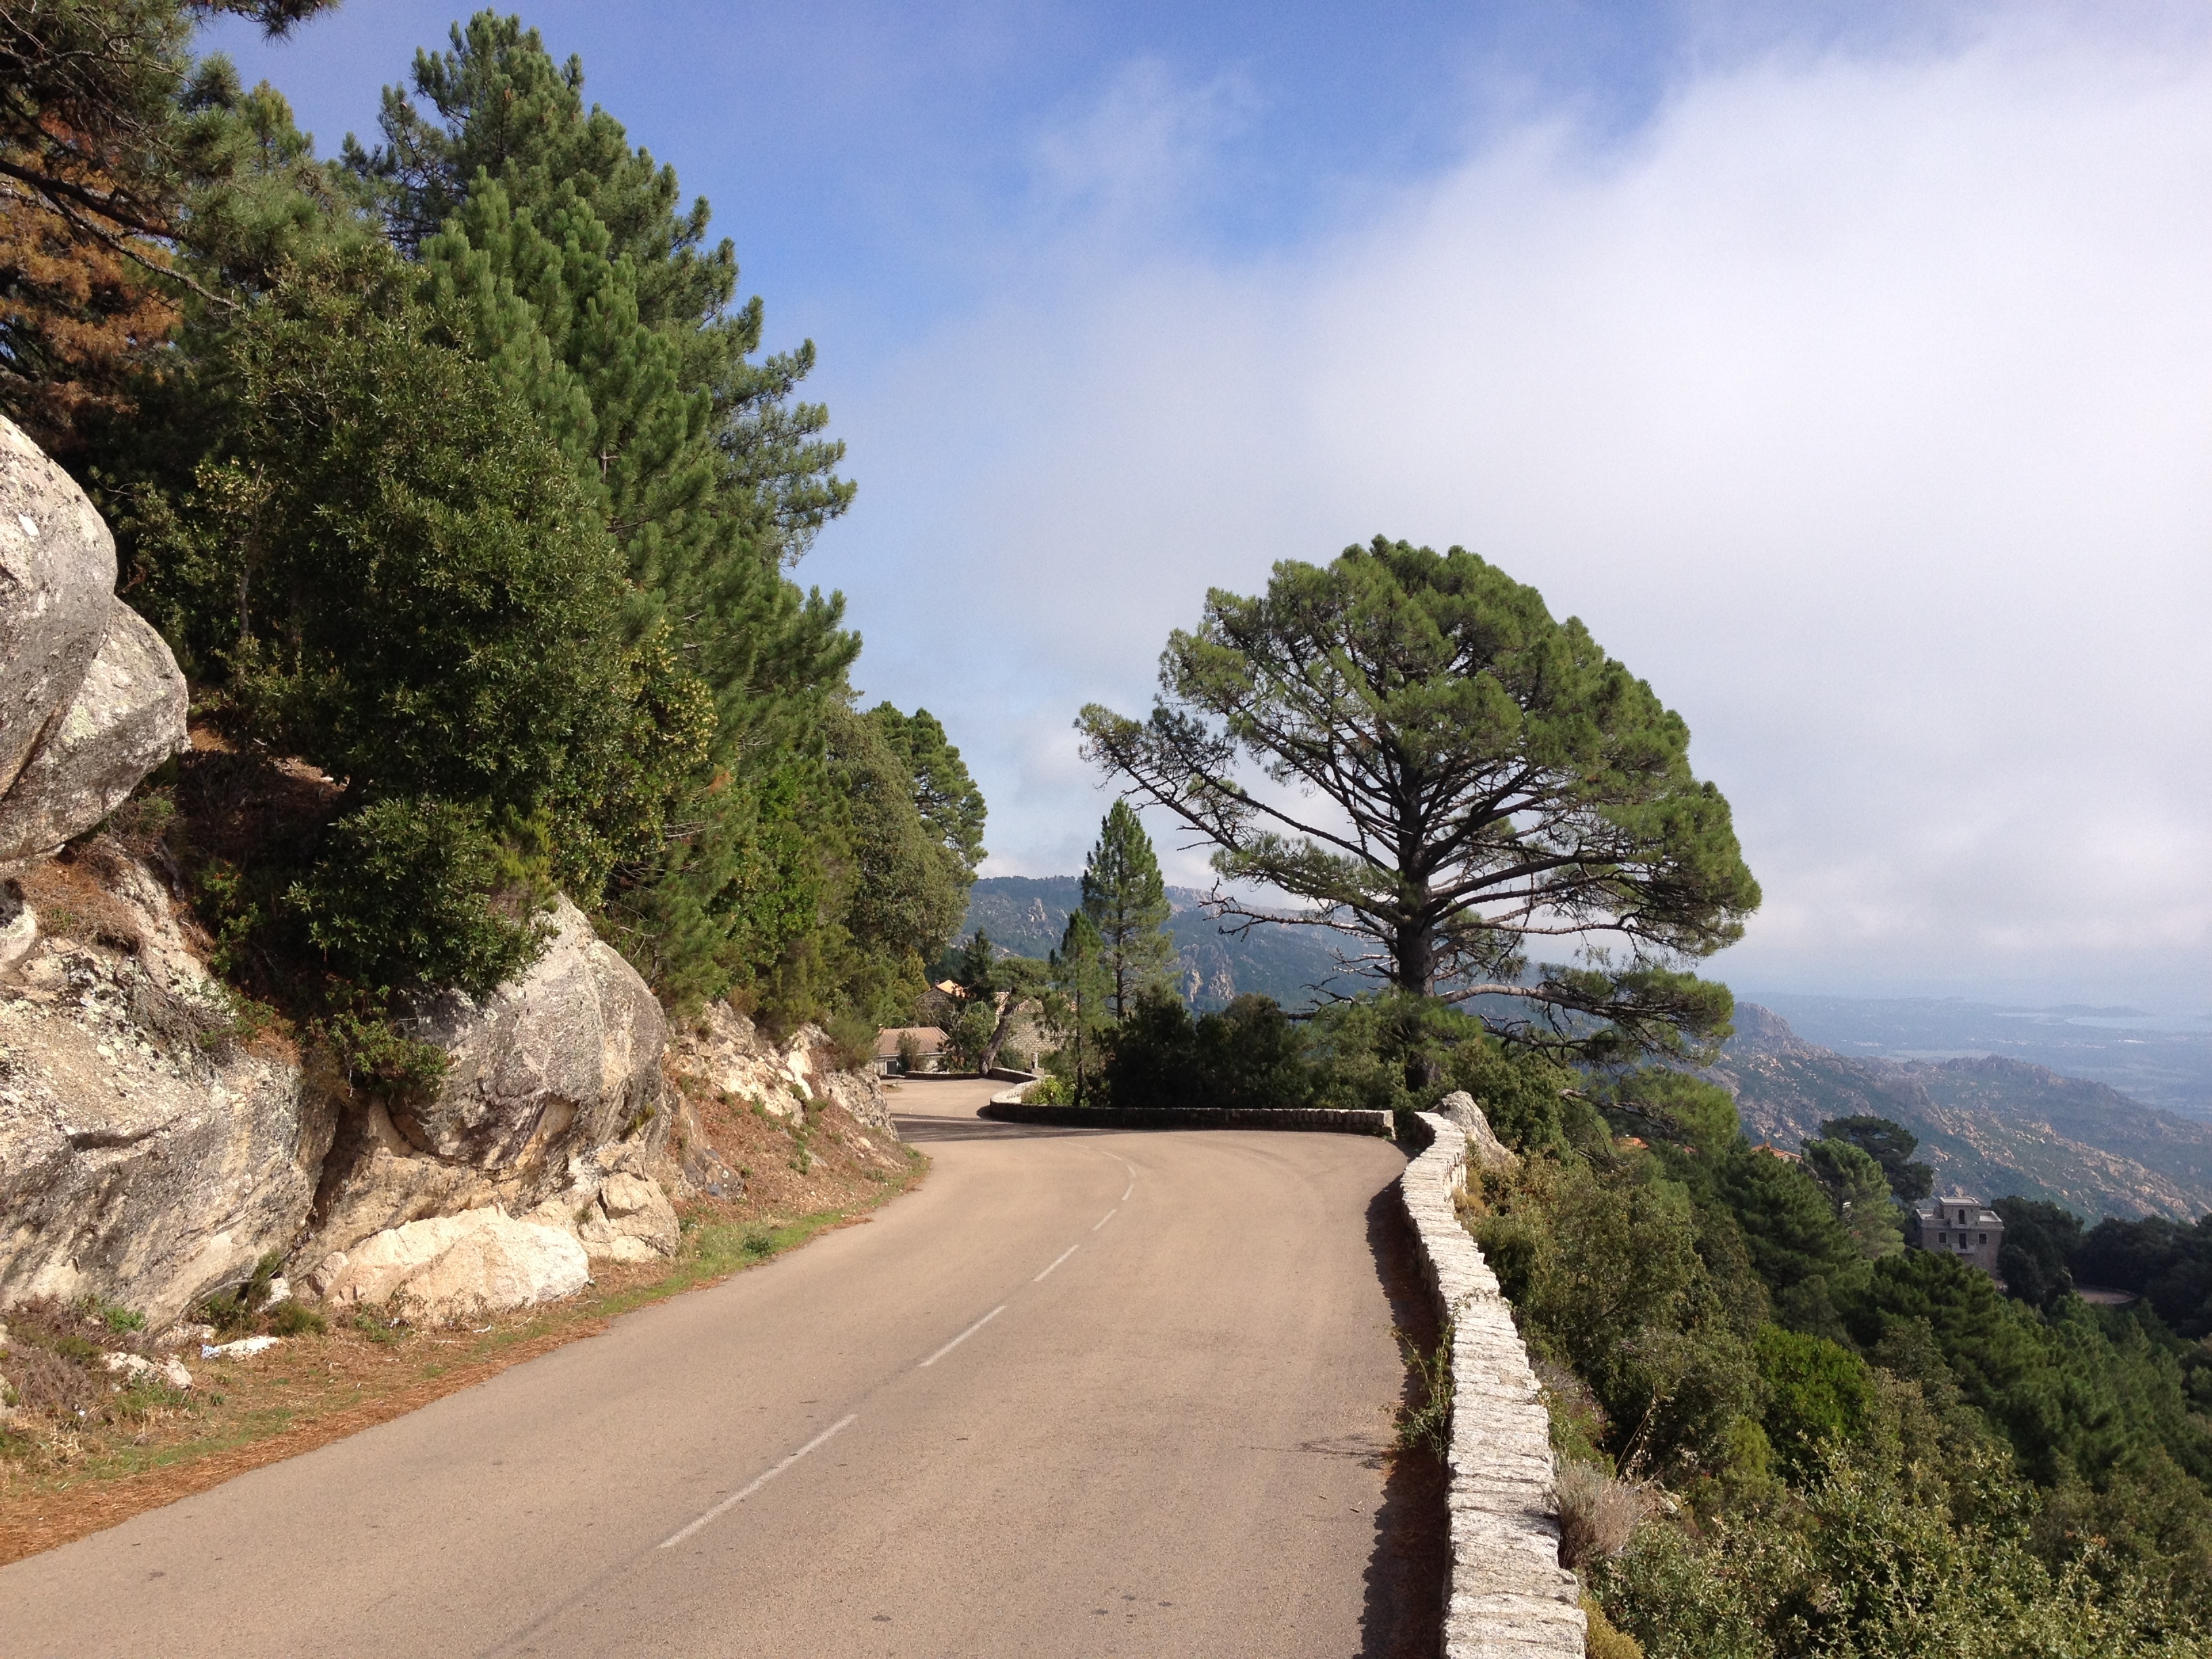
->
[1456,1084,2212,1658]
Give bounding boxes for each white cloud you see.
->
[825,10,2212,1005]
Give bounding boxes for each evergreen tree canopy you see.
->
[1048,909,1111,1101]
[1078,537,1759,1061]
[1701,1146,1862,1295]
[1992,1197,2083,1313]
[1080,800,1176,1021]
[868,704,986,880]
[1820,1114,1936,1204]
[0,0,356,449]
[1803,1138,1906,1260]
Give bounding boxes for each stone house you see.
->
[1909,1192,2005,1276]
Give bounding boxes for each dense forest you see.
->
[3,4,985,1065]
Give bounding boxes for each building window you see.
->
[1979,1233,1987,1244]
[1938,1231,1948,1243]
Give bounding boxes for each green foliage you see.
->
[119,274,707,994]
[1698,1146,1863,1298]
[868,704,986,880]
[821,703,970,1009]
[1473,1041,2212,1645]
[1819,1115,1935,1205]
[1080,801,1176,1020]
[289,798,550,998]
[268,1299,326,1336]
[1102,991,1319,1112]
[1395,1322,1454,1460]
[1755,1326,1873,1479]
[943,1000,997,1073]
[1597,1068,1743,1152]
[1994,1197,2083,1312]
[59,9,981,1035]
[1803,1139,1906,1260]
[1078,536,1759,1060]
[343,12,884,1017]
[1476,1155,1761,1481]
[2071,1212,2212,1338]
[1443,1033,1582,1155]
[1046,909,1111,1102]
[1595,1433,2212,1659]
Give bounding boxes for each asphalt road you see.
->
[4,1080,1431,1658]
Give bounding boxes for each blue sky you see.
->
[205,3,2212,1011]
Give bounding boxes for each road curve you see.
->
[4,1080,1429,1658]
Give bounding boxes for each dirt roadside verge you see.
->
[0,1084,924,1565]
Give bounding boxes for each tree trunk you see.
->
[980,994,1025,1073]
[1393,917,1437,998]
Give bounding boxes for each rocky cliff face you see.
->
[667,1001,893,1136]
[0,417,188,859]
[0,838,330,1326]
[0,418,893,1329]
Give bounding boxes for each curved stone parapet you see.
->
[978,1093,1395,1136]
[1402,1111,1585,1658]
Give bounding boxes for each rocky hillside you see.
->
[1714,1003,2212,1220]
[962,876,1353,1010]
[0,415,899,1336]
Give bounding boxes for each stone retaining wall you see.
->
[978,1097,1395,1136]
[1402,1111,1585,1658]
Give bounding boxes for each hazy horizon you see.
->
[212,1,2212,1016]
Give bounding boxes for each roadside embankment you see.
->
[1402,1110,1585,1657]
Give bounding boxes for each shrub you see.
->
[1582,1594,1645,1659]
[3,1343,97,1415]
[1557,1460,1661,1568]
[1103,991,1317,1111]
[287,798,552,997]
[269,1300,327,1337]
[1394,1322,1454,1459]
[822,1009,876,1073]
[1754,1324,1873,1480]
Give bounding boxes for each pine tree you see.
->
[1804,1139,1906,1260]
[1048,910,1111,1103]
[1080,800,1177,1021]
[348,12,878,1008]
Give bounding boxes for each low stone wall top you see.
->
[1401,1112,1584,1658]
[979,1097,1395,1137]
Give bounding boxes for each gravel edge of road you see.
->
[1401,1111,1587,1659]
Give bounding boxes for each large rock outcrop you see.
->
[303,895,676,1267]
[0,841,333,1327]
[669,1001,894,1137]
[0,417,904,1330]
[308,1207,590,1324]
[0,606,188,862]
[0,416,188,860]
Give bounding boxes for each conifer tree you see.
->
[349,13,876,1008]
[1048,910,1111,1103]
[1080,801,1177,1021]
[1804,1139,1906,1259]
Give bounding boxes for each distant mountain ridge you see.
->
[1715,1004,2212,1221]
[960,876,1357,1010]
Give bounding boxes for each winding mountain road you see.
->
[4,1080,1437,1657]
